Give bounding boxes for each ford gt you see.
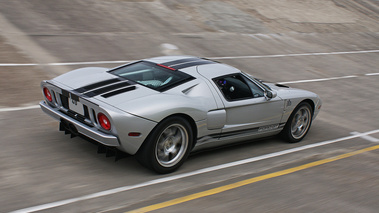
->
[40,56,322,173]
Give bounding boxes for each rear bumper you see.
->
[40,101,120,147]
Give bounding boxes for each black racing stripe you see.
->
[84,81,132,97]
[101,86,136,98]
[197,123,285,141]
[219,127,259,138]
[74,78,121,93]
[197,133,220,141]
[160,57,201,66]
[171,60,216,70]
[218,123,285,138]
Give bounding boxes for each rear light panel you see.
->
[43,87,53,102]
[98,112,111,131]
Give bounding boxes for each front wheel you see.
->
[136,116,193,174]
[281,102,313,143]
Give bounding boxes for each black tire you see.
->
[281,102,313,143]
[136,116,193,174]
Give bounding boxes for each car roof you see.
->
[145,55,241,79]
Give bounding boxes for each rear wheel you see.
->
[281,102,313,143]
[136,116,193,174]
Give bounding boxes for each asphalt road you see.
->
[1,1,379,212]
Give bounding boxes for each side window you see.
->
[214,74,252,101]
[214,74,264,101]
[243,75,264,98]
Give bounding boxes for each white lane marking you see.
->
[209,50,379,60]
[48,61,131,66]
[160,43,182,56]
[0,63,38,66]
[278,75,357,84]
[10,129,379,213]
[365,73,379,76]
[1,49,378,67]
[0,61,132,67]
[351,131,379,143]
[0,105,40,112]
[161,43,179,50]
[247,34,262,41]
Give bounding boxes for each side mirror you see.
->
[264,90,277,100]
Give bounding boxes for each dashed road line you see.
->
[0,49,378,67]
[351,131,379,143]
[0,105,40,112]
[126,144,379,213]
[10,129,379,213]
[48,60,131,66]
[0,63,38,66]
[0,61,131,67]
[209,49,379,60]
[278,75,357,84]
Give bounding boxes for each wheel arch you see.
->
[137,113,198,153]
[280,99,314,143]
[301,99,315,117]
[163,113,198,150]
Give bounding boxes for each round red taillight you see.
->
[43,87,52,102]
[98,113,111,131]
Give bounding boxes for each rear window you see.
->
[109,61,195,92]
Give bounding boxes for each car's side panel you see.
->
[197,69,286,136]
[220,97,285,133]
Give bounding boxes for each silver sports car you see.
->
[40,56,322,173]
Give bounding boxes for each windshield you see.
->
[253,77,272,91]
[242,72,272,91]
[109,61,195,92]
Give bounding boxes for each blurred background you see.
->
[1,0,378,212]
